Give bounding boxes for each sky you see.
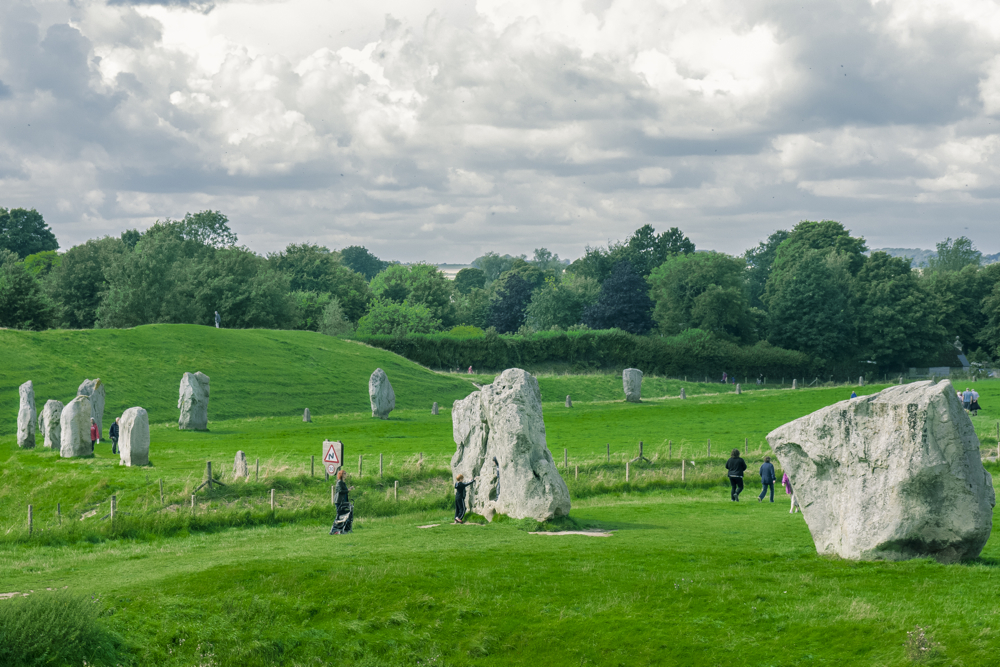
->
[2,0,1000,263]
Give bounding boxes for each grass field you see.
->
[2,326,1000,666]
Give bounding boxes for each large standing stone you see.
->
[178,372,211,430]
[39,399,64,449]
[623,368,643,403]
[77,379,105,434]
[369,368,395,419]
[17,381,36,448]
[451,368,571,522]
[767,380,994,563]
[233,450,249,478]
[680,387,686,400]
[118,407,149,467]
[60,395,93,458]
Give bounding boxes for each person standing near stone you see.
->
[329,470,353,534]
[724,449,747,501]
[109,418,120,454]
[758,456,776,503]
[453,474,475,523]
[970,389,981,416]
[962,387,973,411]
[90,418,100,450]
[850,391,857,399]
[782,472,799,514]
[215,310,221,328]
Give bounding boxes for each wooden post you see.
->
[419,452,423,468]
[359,455,363,476]
[639,441,644,459]
[111,495,116,524]
[682,459,686,481]
[564,448,567,468]
[190,494,195,511]
[744,437,748,452]
[394,480,399,501]
[57,502,61,525]
[311,455,315,477]
[331,486,335,505]
[28,504,32,537]
[707,439,711,458]
[159,479,164,504]
[207,461,212,488]
[270,489,275,511]
[668,440,672,458]
[575,465,578,481]
[380,453,383,478]
[626,461,630,482]
[256,457,259,481]
[606,443,610,463]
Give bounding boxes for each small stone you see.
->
[565,395,572,408]
[60,395,93,458]
[303,408,311,423]
[680,388,686,400]
[858,375,865,386]
[39,399,63,449]
[623,368,643,403]
[178,372,210,430]
[77,379,105,434]
[735,384,741,395]
[369,368,395,419]
[17,381,36,448]
[118,407,149,467]
[792,379,797,390]
[432,402,439,415]
[234,450,249,478]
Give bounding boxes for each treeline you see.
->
[2,207,999,374]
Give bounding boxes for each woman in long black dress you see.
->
[454,474,474,524]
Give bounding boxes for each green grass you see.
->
[3,326,1000,666]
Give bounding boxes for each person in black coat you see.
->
[109,418,120,455]
[454,474,474,524]
[757,456,776,502]
[725,449,748,501]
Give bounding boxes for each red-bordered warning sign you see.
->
[322,440,344,474]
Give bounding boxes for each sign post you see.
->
[322,440,344,479]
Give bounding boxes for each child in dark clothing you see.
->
[454,474,474,523]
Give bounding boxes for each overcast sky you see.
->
[2,0,1000,262]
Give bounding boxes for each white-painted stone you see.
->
[369,368,395,419]
[60,395,93,458]
[735,384,741,395]
[17,381,35,448]
[178,372,210,430]
[792,379,797,390]
[623,368,643,403]
[39,399,63,449]
[77,378,105,434]
[234,450,249,478]
[767,380,994,563]
[450,368,571,522]
[118,407,149,467]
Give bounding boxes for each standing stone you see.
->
[59,395,93,458]
[680,388,686,400]
[792,379,797,390]
[623,368,643,403]
[432,402,439,415]
[735,384,741,395]
[17,381,36,448]
[77,379,105,434]
[369,368,395,419]
[565,395,572,408]
[858,376,865,386]
[39,399,64,449]
[767,380,994,563]
[233,450,249,478]
[178,372,211,430]
[118,407,150,467]
[451,368,571,522]
[303,408,312,423]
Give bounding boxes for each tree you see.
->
[319,298,353,336]
[179,210,238,248]
[121,229,141,250]
[290,291,332,331]
[188,247,295,329]
[928,236,981,273]
[923,264,989,353]
[454,267,486,294]
[454,287,492,328]
[370,264,455,326]
[0,250,55,330]
[22,250,61,278]
[581,261,654,334]
[47,236,128,328]
[773,220,867,275]
[370,264,413,302]
[268,243,371,321]
[529,248,566,274]
[355,298,441,336]
[569,225,695,281]
[340,246,390,280]
[0,208,59,259]
[488,273,533,333]
[525,274,600,330]
[744,230,789,310]
[647,252,754,342]
[472,252,521,282]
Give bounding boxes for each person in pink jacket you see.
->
[782,472,799,514]
[90,418,100,451]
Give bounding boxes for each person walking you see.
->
[214,310,221,328]
[109,418,120,455]
[90,418,99,451]
[962,387,973,411]
[758,456,776,502]
[454,474,475,523]
[328,470,353,534]
[782,472,799,513]
[724,449,747,501]
[970,388,981,416]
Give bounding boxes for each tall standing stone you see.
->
[178,372,211,430]
[77,379,105,434]
[451,368,571,522]
[17,381,36,448]
[118,407,149,467]
[565,395,572,408]
[858,376,865,386]
[303,408,312,423]
[623,368,643,403]
[735,384,741,395]
[39,399,64,449]
[792,379,797,390]
[60,395,93,458]
[767,380,994,563]
[432,402,439,415]
[369,368,395,420]
[233,450,249,479]
[680,387,686,400]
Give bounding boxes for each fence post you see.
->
[380,453,383,478]
[190,494,195,511]
[331,485,335,505]
[682,459,686,482]
[668,440,672,458]
[359,455,363,476]
[575,465,578,481]
[564,448,567,468]
[606,443,610,463]
[57,502,61,525]
[419,452,423,469]
[626,461,630,483]
[270,489,275,511]
[311,455,315,477]
[394,480,399,501]
[159,479,164,504]
[707,439,711,458]
[207,461,212,489]
[28,504,32,537]
[256,458,259,481]
[111,494,116,525]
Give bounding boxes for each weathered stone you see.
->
[450,368,571,522]
[178,372,211,430]
[17,381,36,448]
[118,407,149,467]
[303,408,311,423]
[792,379,797,390]
[767,380,994,563]
[735,384,741,395]
[39,399,63,449]
[77,378,105,434]
[234,450,249,478]
[565,395,572,408]
[623,368,643,403]
[680,387,686,400]
[59,395,93,458]
[369,368,395,419]
[432,402,439,415]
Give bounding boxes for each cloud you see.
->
[0,0,999,261]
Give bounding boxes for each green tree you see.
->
[319,298,353,336]
[355,297,441,336]
[189,248,295,329]
[472,252,521,282]
[923,264,988,353]
[268,244,370,322]
[928,236,982,273]
[979,284,1000,359]
[290,291,332,331]
[744,230,789,310]
[0,250,55,330]
[488,273,533,333]
[179,210,238,248]
[22,250,61,278]
[340,246,390,280]
[647,252,753,342]
[570,225,695,281]
[370,264,413,302]
[454,267,486,294]
[0,208,59,258]
[582,261,654,334]
[773,220,868,275]
[370,264,455,326]
[525,274,600,330]
[47,236,128,328]
[454,287,492,328]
